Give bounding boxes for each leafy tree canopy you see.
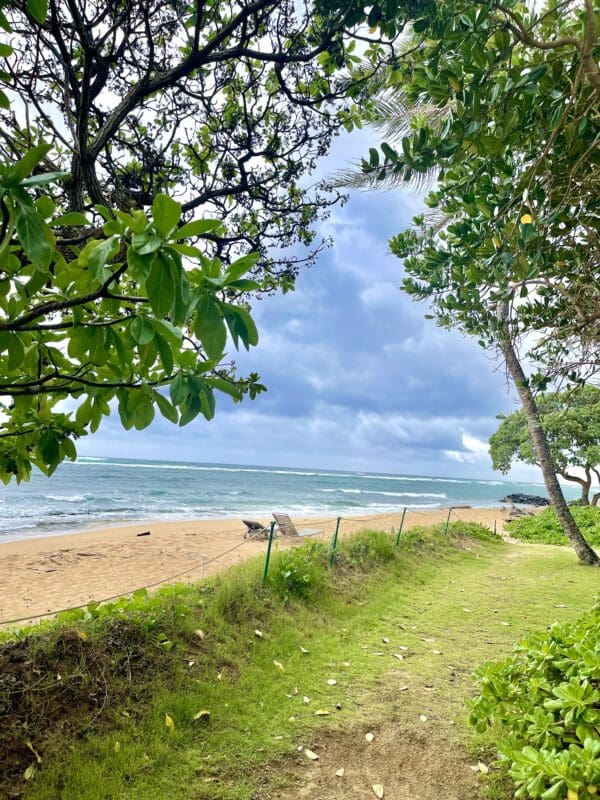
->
[0,0,407,482]
[490,387,600,504]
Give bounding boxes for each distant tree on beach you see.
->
[340,0,600,565]
[490,387,600,506]
[0,0,404,482]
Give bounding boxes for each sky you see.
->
[78,128,542,482]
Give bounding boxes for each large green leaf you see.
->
[130,317,155,345]
[194,294,227,360]
[146,253,176,318]
[152,194,182,237]
[15,204,53,268]
[9,143,52,184]
[175,219,222,238]
[27,0,48,23]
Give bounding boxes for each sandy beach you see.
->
[0,507,512,626]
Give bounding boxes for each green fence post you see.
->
[395,507,407,546]
[262,522,276,586]
[329,517,342,566]
[444,506,453,535]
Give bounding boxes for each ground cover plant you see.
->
[468,604,600,800]
[507,507,600,547]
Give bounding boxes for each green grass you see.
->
[507,505,600,546]
[2,522,598,800]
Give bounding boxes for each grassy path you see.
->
[21,536,598,800]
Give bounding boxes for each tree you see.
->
[490,387,600,505]
[353,0,600,564]
[0,1,400,482]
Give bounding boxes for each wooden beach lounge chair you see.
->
[272,513,322,538]
[241,519,270,539]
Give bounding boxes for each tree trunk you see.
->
[561,467,591,505]
[500,334,600,566]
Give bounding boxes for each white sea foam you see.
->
[71,461,349,478]
[318,488,447,499]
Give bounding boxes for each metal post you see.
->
[329,517,342,566]
[262,522,276,586]
[493,519,497,536]
[395,507,407,546]
[444,506,453,535]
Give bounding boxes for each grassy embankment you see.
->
[507,505,600,546]
[1,522,597,800]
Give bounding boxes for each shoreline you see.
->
[1,507,512,626]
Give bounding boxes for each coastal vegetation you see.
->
[490,387,600,506]
[0,0,396,482]
[346,0,600,565]
[2,523,598,800]
[507,506,600,547]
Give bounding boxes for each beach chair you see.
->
[241,519,270,539]
[272,513,322,538]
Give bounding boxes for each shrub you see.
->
[341,529,396,570]
[468,603,600,799]
[270,540,328,602]
[507,506,600,546]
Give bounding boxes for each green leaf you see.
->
[61,437,77,461]
[223,304,258,350]
[154,332,174,374]
[131,317,155,345]
[225,252,260,282]
[51,212,91,227]
[175,219,222,239]
[170,372,188,406]
[21,171,70,187]
[152,194,182,237]
[206,376,243,401]
[38,429,60,465]
[27,0,48,23]
[146,254,176,318]
[154,391,179,423]
[194,294,226,360]
[15,205,53,268]
[9,143,52,184]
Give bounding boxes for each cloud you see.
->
[77,129,541,482]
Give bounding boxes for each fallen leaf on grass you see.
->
[462,608,472,613]
[470,762,489,774]
[392,653,404,660]
[398,685,409,691]
[343,661,351,667]
[382,637,390,643]
[288,716,296,722]
[26,742,42,764]
[300,646,309,654]
[554,604,567,608]
[254,629,263,638]
[192,710,211,722]
[372,652,385,656]
[77,630,87,641]
[422,637,436,643]
[397,646,409,651]
[315,710,330,716]
[23,763,37,781]
[304,749,319,761]
[420,715,428,722]
[303,696,310,704]
[327,679,337,686]
[372,784,384,798]
[273,660,284,671]
[336,768,345,777]
[499,622,511,626]
[432,650,443,655]
[165,713,175,733]
[365,732,374,742]
[195,629,205,640]
[114,741,120,753]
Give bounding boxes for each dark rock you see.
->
[502,494,550,507]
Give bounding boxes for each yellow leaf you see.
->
[192,709,211,722]
[520,213,533,224]
[273,660,284,671]
[26,741,42,764]
[23,763,37,781]
[165,713,175,733]
[77,630,87,641]
[194,629,205,640]
[114,741,121,753]
[372,784,384,798]
[315,710,330,716]
[567,791,579,800]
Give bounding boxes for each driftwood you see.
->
[137,531,151,537]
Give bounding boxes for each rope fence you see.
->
[0,505,505,628]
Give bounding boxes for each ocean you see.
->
[0,457,574,543]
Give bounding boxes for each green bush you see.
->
[269,540,328,602]
[507,506,600,546]
[468,603,600,799]
[340,529,396,570]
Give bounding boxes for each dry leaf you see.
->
[303,696,310,704]
[288,716,296,722]
[372,652,384,656]
[327,679,337,685]
[477,762,489,774]
[372,784,384,798]
[304,749,319,761]
[77,630,87,641]
[315,710,330,716]
[392,653,404,660]
[273,660,284,671]
[343,661,351,667]
[554,604,567,608]
[432,650,443,655]
[365,732,374,742]
[26,741,42,764]
[462,608,472,613]
[382,637,390,643]
[422,637,436,643]
[195,629,205,640]
[300,646,309,654]
[419,715,428,722]
[254,629,263,638]
[499,622,511,626]
[398,646,409,651]
[165,713,175,733]
[23,763,37,781]
[398,685,409,691]
[335,768,345,777]
[114,741,121,753]
[192,710,211,722]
